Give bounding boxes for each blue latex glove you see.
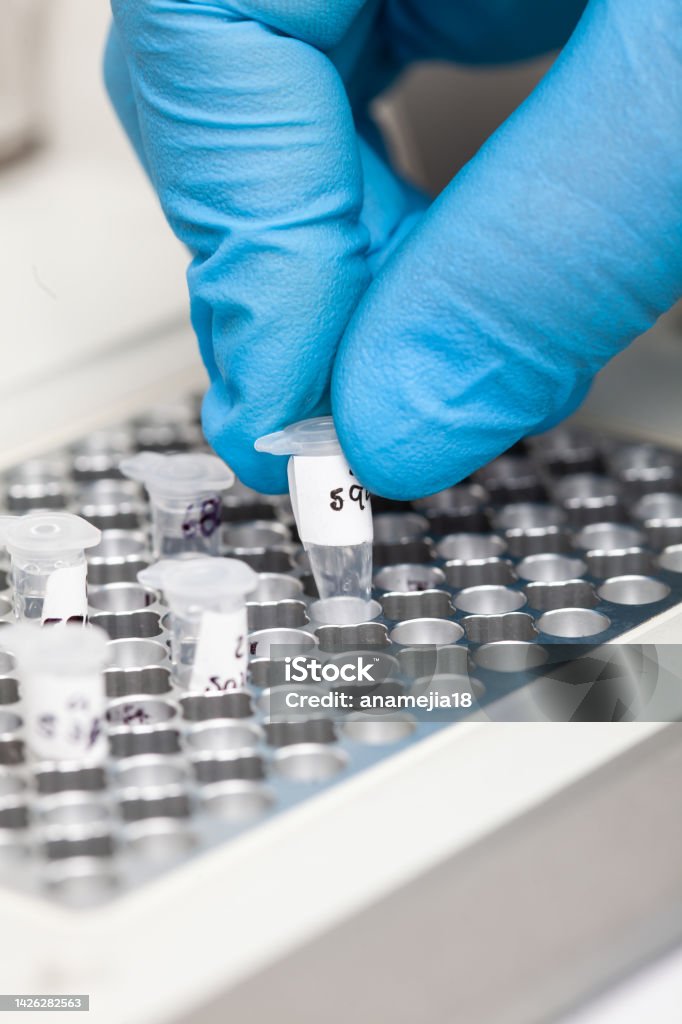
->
[106,1,681,499]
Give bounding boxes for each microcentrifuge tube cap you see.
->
[138,557,258,608]
[0,513,101,559]
[2,622,110,673]
[255,416,342,458]
[119,451,234,497]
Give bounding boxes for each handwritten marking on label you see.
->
[290,454,373,547]
[181,496,222,539]
[190,608,248,693]
[24,672,106,761]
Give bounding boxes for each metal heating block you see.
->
[0,404,680,913]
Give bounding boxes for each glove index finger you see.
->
[111,1,372,492]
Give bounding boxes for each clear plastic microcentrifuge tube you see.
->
[138,557,257,692]
[255,417,374,606]
[0,512,101,623]
[3,623,109,762]
[120,452,234,559]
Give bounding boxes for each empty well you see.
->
[105,666,171,699]
[503,527,572,558]
[35,765,107,795]
[517,554,587,583]
[474,642,549,673]
[373,539,433,567]
[124,820,196,861]
[525,580,598,612]
[112,756,188,790]
[247,600,308,631]
[372,513,428,543]
[341,713,416,745]
[444,558,517,589]
[0,677,20,705]
[389,618,464,647]
[87,528,144,556]
[413,483,487,514]
[475,456,544,501]
[308,598,382,627]
[192,753,265,785]
[537,608,610,638]
[89,584,158,613]
[119,788,191,823]
[36,795,111,828]
[44,859,118,907]
[609,444,678,489]
[374,564,446,593]
[574,523,645,551]
[315,622,389,653]
[597,576,671,606]
[632,494,682,549]
[454,586,526,615]
[0,801,28,829]
[233,549,294,574]
[381,590,453,622]
[5,458,68,511]
[248,628,317,661]
[0,653,16,677]
[41,829,115,861]
[437,534,506,561]
[274,743,348,782]
[0,771,25,800]
[398,644,470,680]
[659,545,682,573]
[87,530,150,585]
[410,672,484,704]
[531,429,601,474]
[634,491,682,519]
[186,721,263,753]
[224,520,290,549]
[554,474,622,524]
[264,717,336,748]
[109,727,181,759]
[107,639,169,670]
[326,651,399,685]
[201,781,274,821]
[251,574,304,602]
[586,548,653,579]
[493,503,566,531]
[463,613,538,644]
[179,690,253,722]
[0,710,22,735]
[90,610,162,641]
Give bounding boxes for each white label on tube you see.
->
[41,564,88,625]
[190,608,248,693]
[23,672,106,762]
[290,454,373,547]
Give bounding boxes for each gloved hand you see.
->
[106,0,682,499]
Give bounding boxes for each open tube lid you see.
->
[0,513,101,559]
[120,452,234,497]
[138,556,257,609]
[255,417,342,458]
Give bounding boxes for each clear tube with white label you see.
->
[255,417,374,606]
[120,452,234,560]
[3,623,109,762]
[0,513,101,623]
[138,557,257,692]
